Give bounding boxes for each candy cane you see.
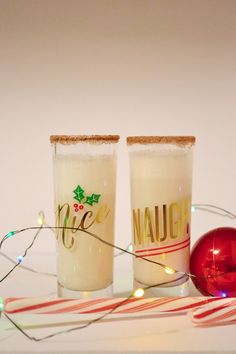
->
[192,298,236,325]
[3,296,227,315]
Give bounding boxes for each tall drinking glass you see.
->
[50,135,119,298]
[127,136,195,297]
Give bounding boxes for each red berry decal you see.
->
[74,203,79,212]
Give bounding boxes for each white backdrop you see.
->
[1,0,236,255]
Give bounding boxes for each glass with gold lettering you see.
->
[127,136,195,297]
[50,135,119,298]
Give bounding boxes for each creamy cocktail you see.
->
[127,136,195,296]
[51,135,119,297]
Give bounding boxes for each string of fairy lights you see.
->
[0,203,235,341]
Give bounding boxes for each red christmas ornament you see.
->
[190,227,236,297]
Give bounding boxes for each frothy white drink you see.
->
[130,149,193,287]
[53,154,116,291]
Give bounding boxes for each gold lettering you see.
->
[155,205,167,242]
[161,204,167,241]
[133,208,142,245]
[96,204,110,223]
[56,203,75,249]
[155,206,160,242]
[80,211,95,230]
[169,202,181,239]
[143,207,154,243]
[181,197,191,237]
[55,202,111,251]
[132,196,191,248]
[71,215,77,233]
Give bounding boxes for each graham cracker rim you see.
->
[126,136,196,146]
[50,135,120,144]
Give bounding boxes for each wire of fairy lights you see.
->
[1,204,234,279]
[0,203,236,341]
[0,226,187,281]
[0,210,128,279]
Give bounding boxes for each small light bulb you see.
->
[165,266,175,275]
[5,231,15,239]
[191,205,196,213]
[212,249,220,255]
[17,255,24,264]
[37,211,45,225]
[221,292,227,298]
[38,216,44,225]
[128,244,133,252]
[133,288,144,298]
[0,297,4,312]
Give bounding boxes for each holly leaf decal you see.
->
[73,185,85,202]
[84,193,101,206]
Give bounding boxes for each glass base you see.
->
[133,279,189,297]
[57,282,113,299]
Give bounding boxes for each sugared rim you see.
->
[126,136,196,146]
[50,135,120,144]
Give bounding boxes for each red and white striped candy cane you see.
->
[4,296,226,315]
[192,298,236,325]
